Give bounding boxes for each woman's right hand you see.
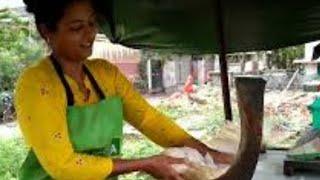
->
[142,155,187,180]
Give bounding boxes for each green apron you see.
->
[19,56,123,180]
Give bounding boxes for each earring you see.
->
[46,37,51,44]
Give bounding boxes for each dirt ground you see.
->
[145,86,318,149]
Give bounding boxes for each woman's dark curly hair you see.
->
[23,0,105,31]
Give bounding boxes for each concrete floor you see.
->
[253,150,320,180]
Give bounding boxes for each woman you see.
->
[15,0,233,179]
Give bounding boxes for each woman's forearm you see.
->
[183,137,212,155]
[110,155,187,179]
[110,158,150,177]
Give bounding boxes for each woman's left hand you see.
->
[183,138,235,164]
[206,149,235,164]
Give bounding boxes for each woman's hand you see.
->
[111,155,188,180]
[143,155,187,180]
[206,149,235,164]
[183,138,235,164]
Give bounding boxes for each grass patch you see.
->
[0,137,27,180]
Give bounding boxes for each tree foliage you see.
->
[269,45,304,70]
[0,10,45,92]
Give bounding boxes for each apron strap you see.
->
[83,66,105,100]
[50,55,105,106]
[50,55,74,105]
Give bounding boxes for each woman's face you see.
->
[46,0,98,61]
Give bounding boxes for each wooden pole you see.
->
[216,0,232,121]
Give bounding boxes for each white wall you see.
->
[162,55,191,90]
[305,41,320,61]
[0,0,24,9]
[162,61,177,88]
[305,64,318,76]
[302,41,320,76]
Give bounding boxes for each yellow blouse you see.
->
[15,57,192,179]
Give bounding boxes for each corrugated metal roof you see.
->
[91,34,140,62]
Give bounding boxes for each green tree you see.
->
[269,45,304,70]
[0,9,45,92]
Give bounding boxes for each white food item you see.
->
[163,147,230,180]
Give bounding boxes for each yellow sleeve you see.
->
[15,68,113,179]
[113,66,192,147]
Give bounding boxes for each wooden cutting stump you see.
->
[215,76,265,180]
